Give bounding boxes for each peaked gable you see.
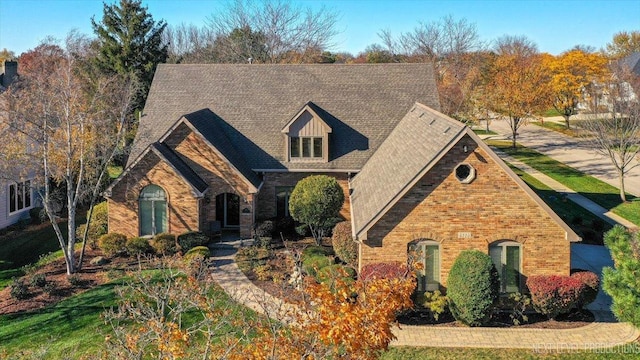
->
[130,64,440,171]
[281,101,333,134]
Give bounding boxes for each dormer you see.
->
[281,102,332,162]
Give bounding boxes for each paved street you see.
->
[488,117,640,197]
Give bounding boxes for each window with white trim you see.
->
[290,136,323,159]
[408,239,441,292]
[139,184,167,236]
[9,180,32,214]
[489,241,522,293]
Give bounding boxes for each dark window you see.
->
[8,180,32,214]
[290,137,300,158]
[454,163,475,183]
[409,240,440,292]
[302,138,312,157]
[276,186,294,218]
[290,137,323,159]
[313,138,323,158]
[139,184,167,236]
[490,241,522,293]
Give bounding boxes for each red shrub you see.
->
[360,262,412,281]
[571,271,600,308]
[526,275,585,319]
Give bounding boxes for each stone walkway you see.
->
[210,239,640,349]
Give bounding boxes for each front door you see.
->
[216,193,240,228]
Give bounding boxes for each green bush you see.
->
[331,221,357,266]
[255,220,275,237]
[184,246,210,261]
[68,274,84,287]
[10,278,30,300]
[302,245,332,260]
[150,233,177,255]
[126,237,153,256]
[603,225,640,327]
[30,273,47,288]
[316,264,356,287]
[75,202,109,248]
[302,255,334,277]
[289,175,345,244]
[415,290,448,321]
[447,250,499,326]
[98,233,127,257]
[29,207,44,224]
[177,231,209,252]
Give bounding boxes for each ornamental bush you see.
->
[177,231,209,252]
[98,233,127,257]
[359,262,411,281]
[289,175,344,244]
[76,202,109,249]
[302,245,332,260]
[150,233,178,255]
[571,271,600,309]
[302,255,334,278]
[184,246,211,261]
[331,221,358,267]
[447,250,499,326]
[526,275,585,319]
[316,264,356,287]
[126,237,153,256]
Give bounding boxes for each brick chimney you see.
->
[2,60,18,87]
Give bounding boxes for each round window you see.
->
[455,164,476,184]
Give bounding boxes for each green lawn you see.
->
[473,129,498,135]
[531,121,581,137]
[488,141,640,227]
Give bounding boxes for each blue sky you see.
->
[0,0,638,56]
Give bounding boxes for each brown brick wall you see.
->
[360,135,570,287]
[108,151,200,238]
[256,172,351,221]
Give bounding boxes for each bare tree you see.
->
[582,63,640,202]
[163,23,215,64]
[205,0,339,63]
[0,34,134,275]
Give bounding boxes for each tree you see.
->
[605,31,640,59]
[163,23,214,64]
[484,36,553,148]
[211,25,269,63]
[602,225,640,327]
[0,48,16,63]
[581,62,640,202]
[289,175,344,245]
[0,34,134,275]
[206,0,339,64]
[91,0,167,112]
[544,49,609,129]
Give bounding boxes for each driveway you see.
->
[489,118,640,197]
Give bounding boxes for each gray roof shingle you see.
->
[130,64,440,171]
[350,103,466,237]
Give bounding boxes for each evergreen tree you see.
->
[92,0,167,112]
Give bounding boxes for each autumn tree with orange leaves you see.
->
[484,36,553,148]
[544,50,609,129]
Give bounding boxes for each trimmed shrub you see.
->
[255,220,275,238]
[98,233,127,257]
[331,221,357,267]
[360,262,411,281]
[76,202,109,249]
[10,278,30,300]
[29,207,44,224]
[316,264,356,290]
[184,246,211,262]
[526,275,585,319]
[150,233,177,255]
[571,271,600,309]
[177,231,209,252]
[302,255,334,277]
[302,245,332,260]
[30,273,47,288]
[126,237,153,256]
[447,250,499,326]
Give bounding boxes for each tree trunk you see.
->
[486,119,490,133]
[564,114,571,130]
[618,169,627,202]
[67,200,77,275]
[511,117,518,149]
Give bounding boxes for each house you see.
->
[107,63,579,292]
[0,60,35,230]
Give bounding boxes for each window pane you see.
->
[140,200,153,236]
[425,245,440,291]
[276,187,293,218]
[24,180,31,208]
[489,246,503,290]
[313,138,323,158]
[302,138,311,157]
[290,137,300,158]
[9,184,16,213]
[409,243,426,291]
[17,183,24,210]
[154,200,167,234]
[505,246,521,293]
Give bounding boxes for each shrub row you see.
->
[527,271,599,319]
[98,231,211,258]
[331,221,357,267]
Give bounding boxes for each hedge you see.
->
[526,275,585,319]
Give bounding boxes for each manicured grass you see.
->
[540,108,563,117]
[473,129,498,135]
[382,346,640,359]
[488,140,640,227]
[507,165,611,244]
[531,121,581,137]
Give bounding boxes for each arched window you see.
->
[408,239,440,292]
[139,185,167,236]
[489,240,522,293]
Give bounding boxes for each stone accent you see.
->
[108,151,200,238]
[256,172,351,221]
[360,135,570,287]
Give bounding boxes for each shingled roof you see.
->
[130,64,440,171]
[350,103,466,238]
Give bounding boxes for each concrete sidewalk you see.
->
[210,239,640,350]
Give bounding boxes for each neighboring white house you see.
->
[0,60,35,229]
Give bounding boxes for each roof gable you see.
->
[281,101,332,134]
[129,64,440,171]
